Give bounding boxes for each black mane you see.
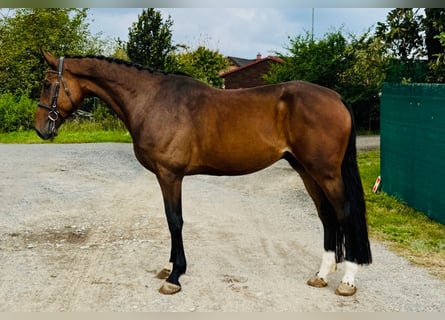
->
[66,54,191,77]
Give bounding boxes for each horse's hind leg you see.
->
[293,155,360,296]
[284,154,339,288]
[297,171,339,288]
[318,175,360,296]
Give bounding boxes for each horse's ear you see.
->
[41,49,57,69]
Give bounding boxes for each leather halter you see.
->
[37,57,75,136]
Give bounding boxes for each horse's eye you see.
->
[42,80,51,90]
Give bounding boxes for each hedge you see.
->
[0,93,36,132]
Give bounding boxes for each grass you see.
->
[0,120,132,144]
[358,151,445,279]
[1,126,444,279]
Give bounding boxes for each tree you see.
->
[428,32,445,82]
[423,9,445,82]
[340,33,387,131]
[126,8,176,70]
[375,8,427,83]
[374,8,445,83]
[264,30,348,91]
[375,9,424,61]
[341,32,386,100]
[423,9,445,62]
[174,46,229,87]
[111,39,129,60]
[0,8,105,98]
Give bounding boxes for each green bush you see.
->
[0,93,36,132]
[92,103,126,131]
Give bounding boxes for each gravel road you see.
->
[1,136,444,311]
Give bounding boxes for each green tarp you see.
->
[381,83,445,224]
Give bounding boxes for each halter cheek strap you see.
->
[38,57,65,112]
[37,57,75,136]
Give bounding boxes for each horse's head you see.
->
[35,51,83,140]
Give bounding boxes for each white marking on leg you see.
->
[317,251,336,280]
[164,262,173,271]
[341,261,358,285]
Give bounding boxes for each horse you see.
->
[35,51,372,296]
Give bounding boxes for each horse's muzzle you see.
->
[35,126,57,140]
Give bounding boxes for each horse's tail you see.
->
[339,99,372,265]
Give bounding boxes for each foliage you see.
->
[0,92,125,134]
[174,46,229,87]
[91,103,125,131]
[340,33,386,131]
[126,8,176,70]
[375,9,424,61]
[341,33,385,96]
[375,8,445,83]
[375,9,426,83]
[126,10,228,86]
[110,39,129,60]
[264,31,348,89]
[423,9,445,61]
[429,32,445,82]
[384,58,429,84]
[424,9,445,82]
[0,9,107,98]
[0,93,36,133]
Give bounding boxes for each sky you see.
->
[87,8,392,58]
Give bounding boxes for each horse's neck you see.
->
[71,59,159,124]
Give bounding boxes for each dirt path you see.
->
[1,138,444,311]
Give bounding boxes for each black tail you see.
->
[339,99,372,265]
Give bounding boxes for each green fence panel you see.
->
[381,83,445,224]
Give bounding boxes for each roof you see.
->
[220,56,284,78]
[227,56,256,67]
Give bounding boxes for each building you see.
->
[220,53,284,89]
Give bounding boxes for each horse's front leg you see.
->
[155,170,186,295]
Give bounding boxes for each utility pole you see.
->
[311,8,315,41]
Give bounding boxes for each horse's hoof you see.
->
[159,281,182,295]
[156,267,172,279]
[335,282,357,296]
[155,262,173,279]
[307,274,328,288]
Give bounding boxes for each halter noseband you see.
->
[38,57,75,137]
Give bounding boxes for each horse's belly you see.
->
[192,143,285,176]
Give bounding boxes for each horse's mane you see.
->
[65,54,191,77]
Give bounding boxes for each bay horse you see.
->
[35,51,372,296]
